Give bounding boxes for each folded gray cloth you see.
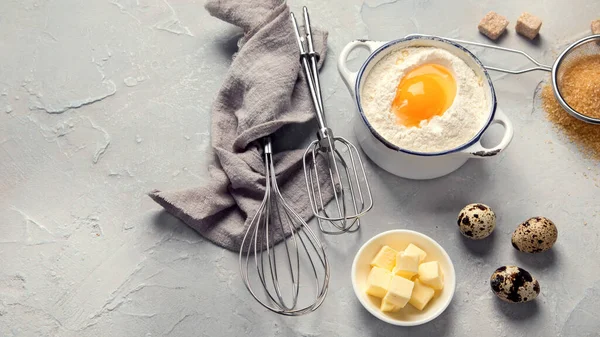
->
[149,0,332,251]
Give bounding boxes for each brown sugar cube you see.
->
[592,19,600,34]
[516,12,542,40]
[478,11,509,40]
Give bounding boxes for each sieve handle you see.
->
[461,108,514,158]
[405,34,553,74]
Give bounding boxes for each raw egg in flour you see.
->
[391,64,457,127]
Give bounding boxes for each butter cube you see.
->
[370,245,398,271]
[380,298,396,312]
[418,261,444,290]
[366,267,392,298]
[409,279,436,310]
[382,275,414,309]
[392,251,419,279]
[405,243,427,263]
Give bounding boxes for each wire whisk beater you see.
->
[291,7,373,235]
[239,138,330,316]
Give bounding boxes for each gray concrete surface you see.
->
[2,0,600,336]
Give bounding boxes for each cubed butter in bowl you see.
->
[351,230,456,326]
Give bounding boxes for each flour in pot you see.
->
[361,47,489,153]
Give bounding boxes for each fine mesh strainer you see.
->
[408,34,600,124]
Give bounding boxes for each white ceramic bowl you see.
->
[338,35,514,180]
[351,230,456,326]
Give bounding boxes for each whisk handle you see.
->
[263,137,272,154]
[291,10,328,130]
[299,55,327,130]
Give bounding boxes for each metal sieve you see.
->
[407,34,600,124]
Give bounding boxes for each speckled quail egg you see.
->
[512,216,558,253]
[490,266,540,303]
[457,203,496,239]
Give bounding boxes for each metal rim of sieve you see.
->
[551,35,600,124]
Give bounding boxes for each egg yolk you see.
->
[391,64,457,127]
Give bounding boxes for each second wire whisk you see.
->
[239,138,330,316]
[291,8,373,234]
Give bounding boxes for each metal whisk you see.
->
[239,138,330,316]
[291,8,373,235]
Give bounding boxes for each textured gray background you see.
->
[2,0,600,336]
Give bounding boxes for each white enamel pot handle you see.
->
[337,40,387,97]
[461,109,514,158]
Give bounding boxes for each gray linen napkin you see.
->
[149,0,332,251]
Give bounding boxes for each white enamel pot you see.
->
[337,35,513,180]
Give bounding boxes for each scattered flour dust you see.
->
[361,47,489,153]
